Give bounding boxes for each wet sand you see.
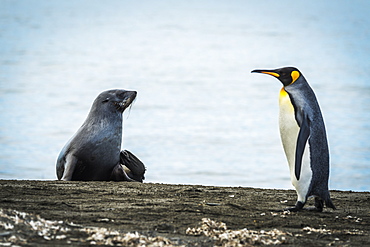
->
[0,180,369,246]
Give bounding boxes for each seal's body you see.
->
[252,67,335,212]
[56,89,142,181]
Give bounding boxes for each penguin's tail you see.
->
[325,196,336,210]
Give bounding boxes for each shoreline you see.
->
[7,179,368,192]
[1,180,369,246]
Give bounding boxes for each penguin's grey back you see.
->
[285,77,331,203]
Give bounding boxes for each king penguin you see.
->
[251,67,335,212]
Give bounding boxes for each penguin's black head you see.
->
[251,67,301,87]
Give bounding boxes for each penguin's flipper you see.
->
[295,115,310,180]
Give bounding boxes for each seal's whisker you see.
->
[126,97,135,119]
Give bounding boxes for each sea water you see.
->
[0,0,369,191]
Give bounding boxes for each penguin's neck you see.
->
[279,87,294,113]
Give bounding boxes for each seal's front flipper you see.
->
[59,154,77,181]
[120,150,146,182]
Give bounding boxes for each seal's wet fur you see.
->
[56,89,145,182]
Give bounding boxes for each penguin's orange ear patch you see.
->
[291,71,300,84]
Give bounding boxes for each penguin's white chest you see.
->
[278,88,312,201]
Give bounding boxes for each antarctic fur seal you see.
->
[56,89,145,182]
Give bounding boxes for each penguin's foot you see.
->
[283,207,300,212]
[314,197,324,212]
[283,201,305,212]
[304,207,323,212]
[303,197,324,212]
[300,198,326,212]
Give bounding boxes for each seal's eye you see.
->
[102,98,109,103]
[118,92,126,99]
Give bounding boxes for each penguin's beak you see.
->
[251,69,280,78]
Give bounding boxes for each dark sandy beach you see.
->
[0,180,369,246]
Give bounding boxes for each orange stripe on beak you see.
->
[261,71,280,77]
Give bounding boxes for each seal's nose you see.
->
[128,91,137,100]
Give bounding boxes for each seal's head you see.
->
[93,89,137,114]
